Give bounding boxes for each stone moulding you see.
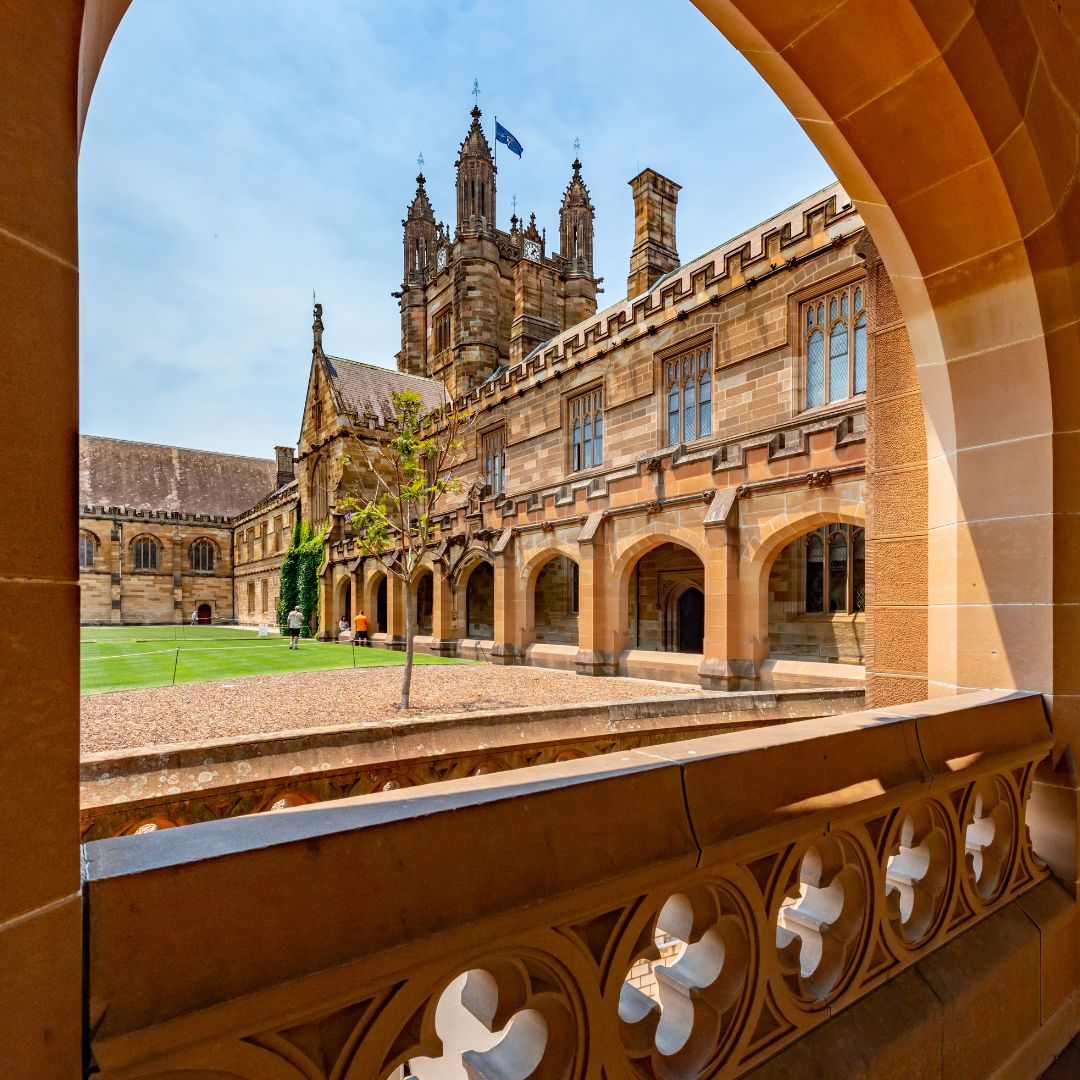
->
[84,691,1051,1078]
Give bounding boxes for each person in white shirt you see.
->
[286,606,304,649]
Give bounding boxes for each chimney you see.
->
[274,446,295,490]
[627,168,681,299]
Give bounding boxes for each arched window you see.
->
[803,281,867,409]
[310,456,329,524]
[802,525,864,615]
[132,535,159,572]
[78,531,97,569]
[664,344,712,444]
[190,538,215,572]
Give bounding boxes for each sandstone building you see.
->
[78,435,297,625]
[304,106,870,688]
[20,4,1080,1078]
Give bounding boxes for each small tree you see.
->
[337,388,469,709]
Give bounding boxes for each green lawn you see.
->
[80,625,464,695]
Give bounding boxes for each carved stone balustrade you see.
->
[85,690,1053,1078]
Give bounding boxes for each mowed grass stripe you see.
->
[80,629,466,695]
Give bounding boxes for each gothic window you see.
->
[803,524,865,615]
[246,528,255,562]
[190,538,215,573]
[261,579,269,613]
[132,535,159,572]
[434,308,452,355]
[803,281,867,409]
[79,531,97,569]
[247,581,256,613]
[311,456,329,524]
[569,386,604,472]
[482,426,506,496]
[664,344,712,444]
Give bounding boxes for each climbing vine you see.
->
[277,520,325,637]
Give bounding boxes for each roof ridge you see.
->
[80,434,277,464]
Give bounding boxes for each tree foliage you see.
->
[337,388,471,708]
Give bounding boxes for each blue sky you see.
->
[79,0,835,459]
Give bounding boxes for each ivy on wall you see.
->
[277,520,325,637]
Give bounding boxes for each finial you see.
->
[312,295,324,351]
[511,193,518,216]
[472,79,481,106]
[574,136,581,157]
[417,151,424,171]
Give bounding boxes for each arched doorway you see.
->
[415,572,433,636]
[627,541,705,653]
[376,577,387,635]
[196,603,211,625]
[767,524,865,664]
[338,579,351,625]
[532,555,578,646]
[676,587,704,654]
[465,562,494,640]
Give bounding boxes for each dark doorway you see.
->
[376,578,387,635]
[196,603,212,625]
[416,573,433,636]
[466,562,495,639]
[677,588,704,653]
[342,581,351,623]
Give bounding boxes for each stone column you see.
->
[109,521,123,624]
[171,525,184,624]
[490,553,523,665]
[386,573,406,649]
[697,523,755,690]
[429,564,457,655]
[575,512,616,676]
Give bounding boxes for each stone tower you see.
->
[451,107,502,392]
[559,158,597,328]
[399,173,437,377]
[627,168,681,298]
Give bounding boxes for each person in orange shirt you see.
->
[353,609,370,647]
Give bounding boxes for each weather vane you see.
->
[472,78,481,106]
[417,151,424,171]
[511,193,518,216]
[574,136,581,156]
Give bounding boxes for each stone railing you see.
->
[85,691,1051,1078]
[80,688,863,840]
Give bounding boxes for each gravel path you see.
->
[80,665,701,754]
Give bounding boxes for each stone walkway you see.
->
[80,664,702,754]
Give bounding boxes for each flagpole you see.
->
[494,113,498,171]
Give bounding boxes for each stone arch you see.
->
[79,528,101,569]
[520,544,580,647]
[458,555,495,640]
[611,529,709,649]
[128,531,163,572]
[412,566,434,636]
[364,567,388,635]
[615,535,707,654]
[188,535,219,573]
[333,572,351,631]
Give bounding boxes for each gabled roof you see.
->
[323,355,449,420]
[79,435,280,517]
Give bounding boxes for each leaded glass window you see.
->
[802,524,865,615]
[802,281,867,409]
[133,535,159,572]
[569,387,603,471]
[664,344,712,445]
[79,531,96,569]
[482,425,506,495]
[190,538,215,572]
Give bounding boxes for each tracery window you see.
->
[569,386,604,472]
[311,456,329,524]
[190,538,215,573]
[665,344,712,445]
[804,524,865,615]
[132,535,160,572]
[482,426,506,496]
[79,531,97,569]
[803,281,867,409]
[434,308,452,355]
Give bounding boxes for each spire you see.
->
[457,104,494,164]
[406,172,434,222]
[560,157,595,276]
[312,301,324,354]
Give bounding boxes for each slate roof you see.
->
[79,435,280,517]
[324,355,448,419]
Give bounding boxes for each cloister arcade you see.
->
[6,1,1080,1076]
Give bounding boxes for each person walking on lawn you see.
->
[287,606,304,649]
[353,609,370,647]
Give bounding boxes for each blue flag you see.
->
[495,121,524,158]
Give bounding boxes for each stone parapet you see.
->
[85,691,1052,1077]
